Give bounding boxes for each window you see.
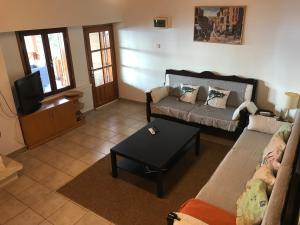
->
[17,28,75,95]
[88,30,114,86]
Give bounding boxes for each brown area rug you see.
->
[58,140,231,225]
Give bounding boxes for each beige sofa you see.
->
[168,111,300,225]
[194,111,300,225]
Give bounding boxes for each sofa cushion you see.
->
[187,102,239,132]
[151,96,195,121]
[166,74,249,107]
[196,129,272,214]
[248,115,286,134]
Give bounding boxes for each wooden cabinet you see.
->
[52,101,77,133]
[19,97,83,149]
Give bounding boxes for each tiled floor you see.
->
[1,99,234,225]
[1,100,147,225]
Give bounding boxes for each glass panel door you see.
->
[24,35,52,93]
[48,32,71,90]
[84,24,118,108]
[88,31,114,88]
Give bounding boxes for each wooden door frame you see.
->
[16,28,76,96]
[82,24,119,109]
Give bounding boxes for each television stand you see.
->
[19,94,84,149]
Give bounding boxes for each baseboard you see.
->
[119,97,145,104]
[7,146,27,158]
[95,99,120,110]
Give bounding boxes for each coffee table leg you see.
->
[195,133,200,156]
[157,173,164,198]
[111,151,118,177]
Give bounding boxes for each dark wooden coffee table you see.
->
[110,119,200,197]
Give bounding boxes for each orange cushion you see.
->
[179,199,236,225]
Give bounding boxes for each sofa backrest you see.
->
[262,110,300,225]
[165,69,258,107]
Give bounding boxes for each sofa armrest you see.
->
[146,91,152,122]
[238,108,250,129]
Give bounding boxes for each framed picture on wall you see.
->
[194,6,246,44]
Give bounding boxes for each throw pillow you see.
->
[253,164,276,193]
[150,86,169,104]
[169,86,181,97]
[236,179,268,225]
[274,123,292,143]
[261,134,286,172]
[179,199,236,225]
[205,87,230,109]
[178,84,200,104]
[173,213,208,225]
[248,115,287,134]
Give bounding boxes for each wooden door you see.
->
[83,24,119,108]
[52,101,77,133]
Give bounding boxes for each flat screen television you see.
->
[14,71,44,115]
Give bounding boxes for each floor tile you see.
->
[4,208,44,225]
[40,170,72,191]
[44,151,76,172]
[4,174,35,196]
[0,189,11,204]
[16,182,51,206]
[0,197,27,224]
[51,142,91,160]
[45,137,65,148]
[130,121,147,130]
[24,163,59,182]
[109,134,128,145]
[14,154,43,174]
[27,148,60,163]
[63,160,90,177]
[30,192,67,218]
[39,221,53,225]
[75,212,111,225]
[78,151,106,165]
[90,141,115,155]
[48,201,87,225]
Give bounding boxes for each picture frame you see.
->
[194,6,246,45]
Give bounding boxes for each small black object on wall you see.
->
[154,17,170,28]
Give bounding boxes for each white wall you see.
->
[67,27,94,112]
[0,0,123,32]
[115,0,300,111]
[0,47,24,155]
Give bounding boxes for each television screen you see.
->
[14,71,44,115]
